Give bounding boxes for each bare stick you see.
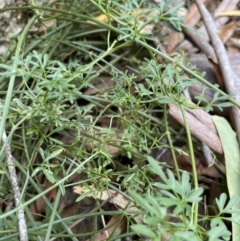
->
[2,130,28,241]
[195,0,240,143]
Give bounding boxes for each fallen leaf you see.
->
[170,152,225,177]
[184,0,209,26]
[229,37,240,48]
[168,104,223,154]
[218,21,239,43]
[84,130,124,157]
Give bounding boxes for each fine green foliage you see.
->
[195,91,233,113]
[0,0,239,240]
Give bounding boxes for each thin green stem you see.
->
[1,4,240,107]
[0,153,98,219]
[164,104,180,180]
[45,189,61,240]
[137,40,240,107]
[179,104,198,227]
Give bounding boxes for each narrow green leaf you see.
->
[194,95,208,102]
[131,224,157,239]
[38,147,45,160]
[31,167,43,177]
[147,156,168,183]
[129,190,155,213]
[212,116,240,196]
[43,168,55,184]
[212,115,240,241]
[45,148,64,162]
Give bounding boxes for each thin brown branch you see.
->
[183,26,215,58]
[2,130,28,241]
[195,0,240,142]
[177,0,239,53]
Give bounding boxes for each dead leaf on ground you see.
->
[166,31,184,54]
[73,185,142,224]
[218,21,240,44]
[229,37,240,48]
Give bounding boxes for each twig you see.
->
[183,26,215,58]
[183,87,214,166]
[177,0,239,53]
[195,0,240,142]
[197,0,239,38]
[2,130,28,241]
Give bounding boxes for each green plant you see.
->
[129,156,240,241]
[0,0,239,240]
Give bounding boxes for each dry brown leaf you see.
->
[229,37,240,48]
[226,45,240,54]
[176,0,239,54]
[185,107,218,134]
[38,19,56,34]
[73,185,142,223]
[218,21,239,43]
[30,179,57,220]
[48,196,111,241]
[184,0,209,26]
[166,31,184,54]
[30,171,79,220]
[168,104,223,154]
